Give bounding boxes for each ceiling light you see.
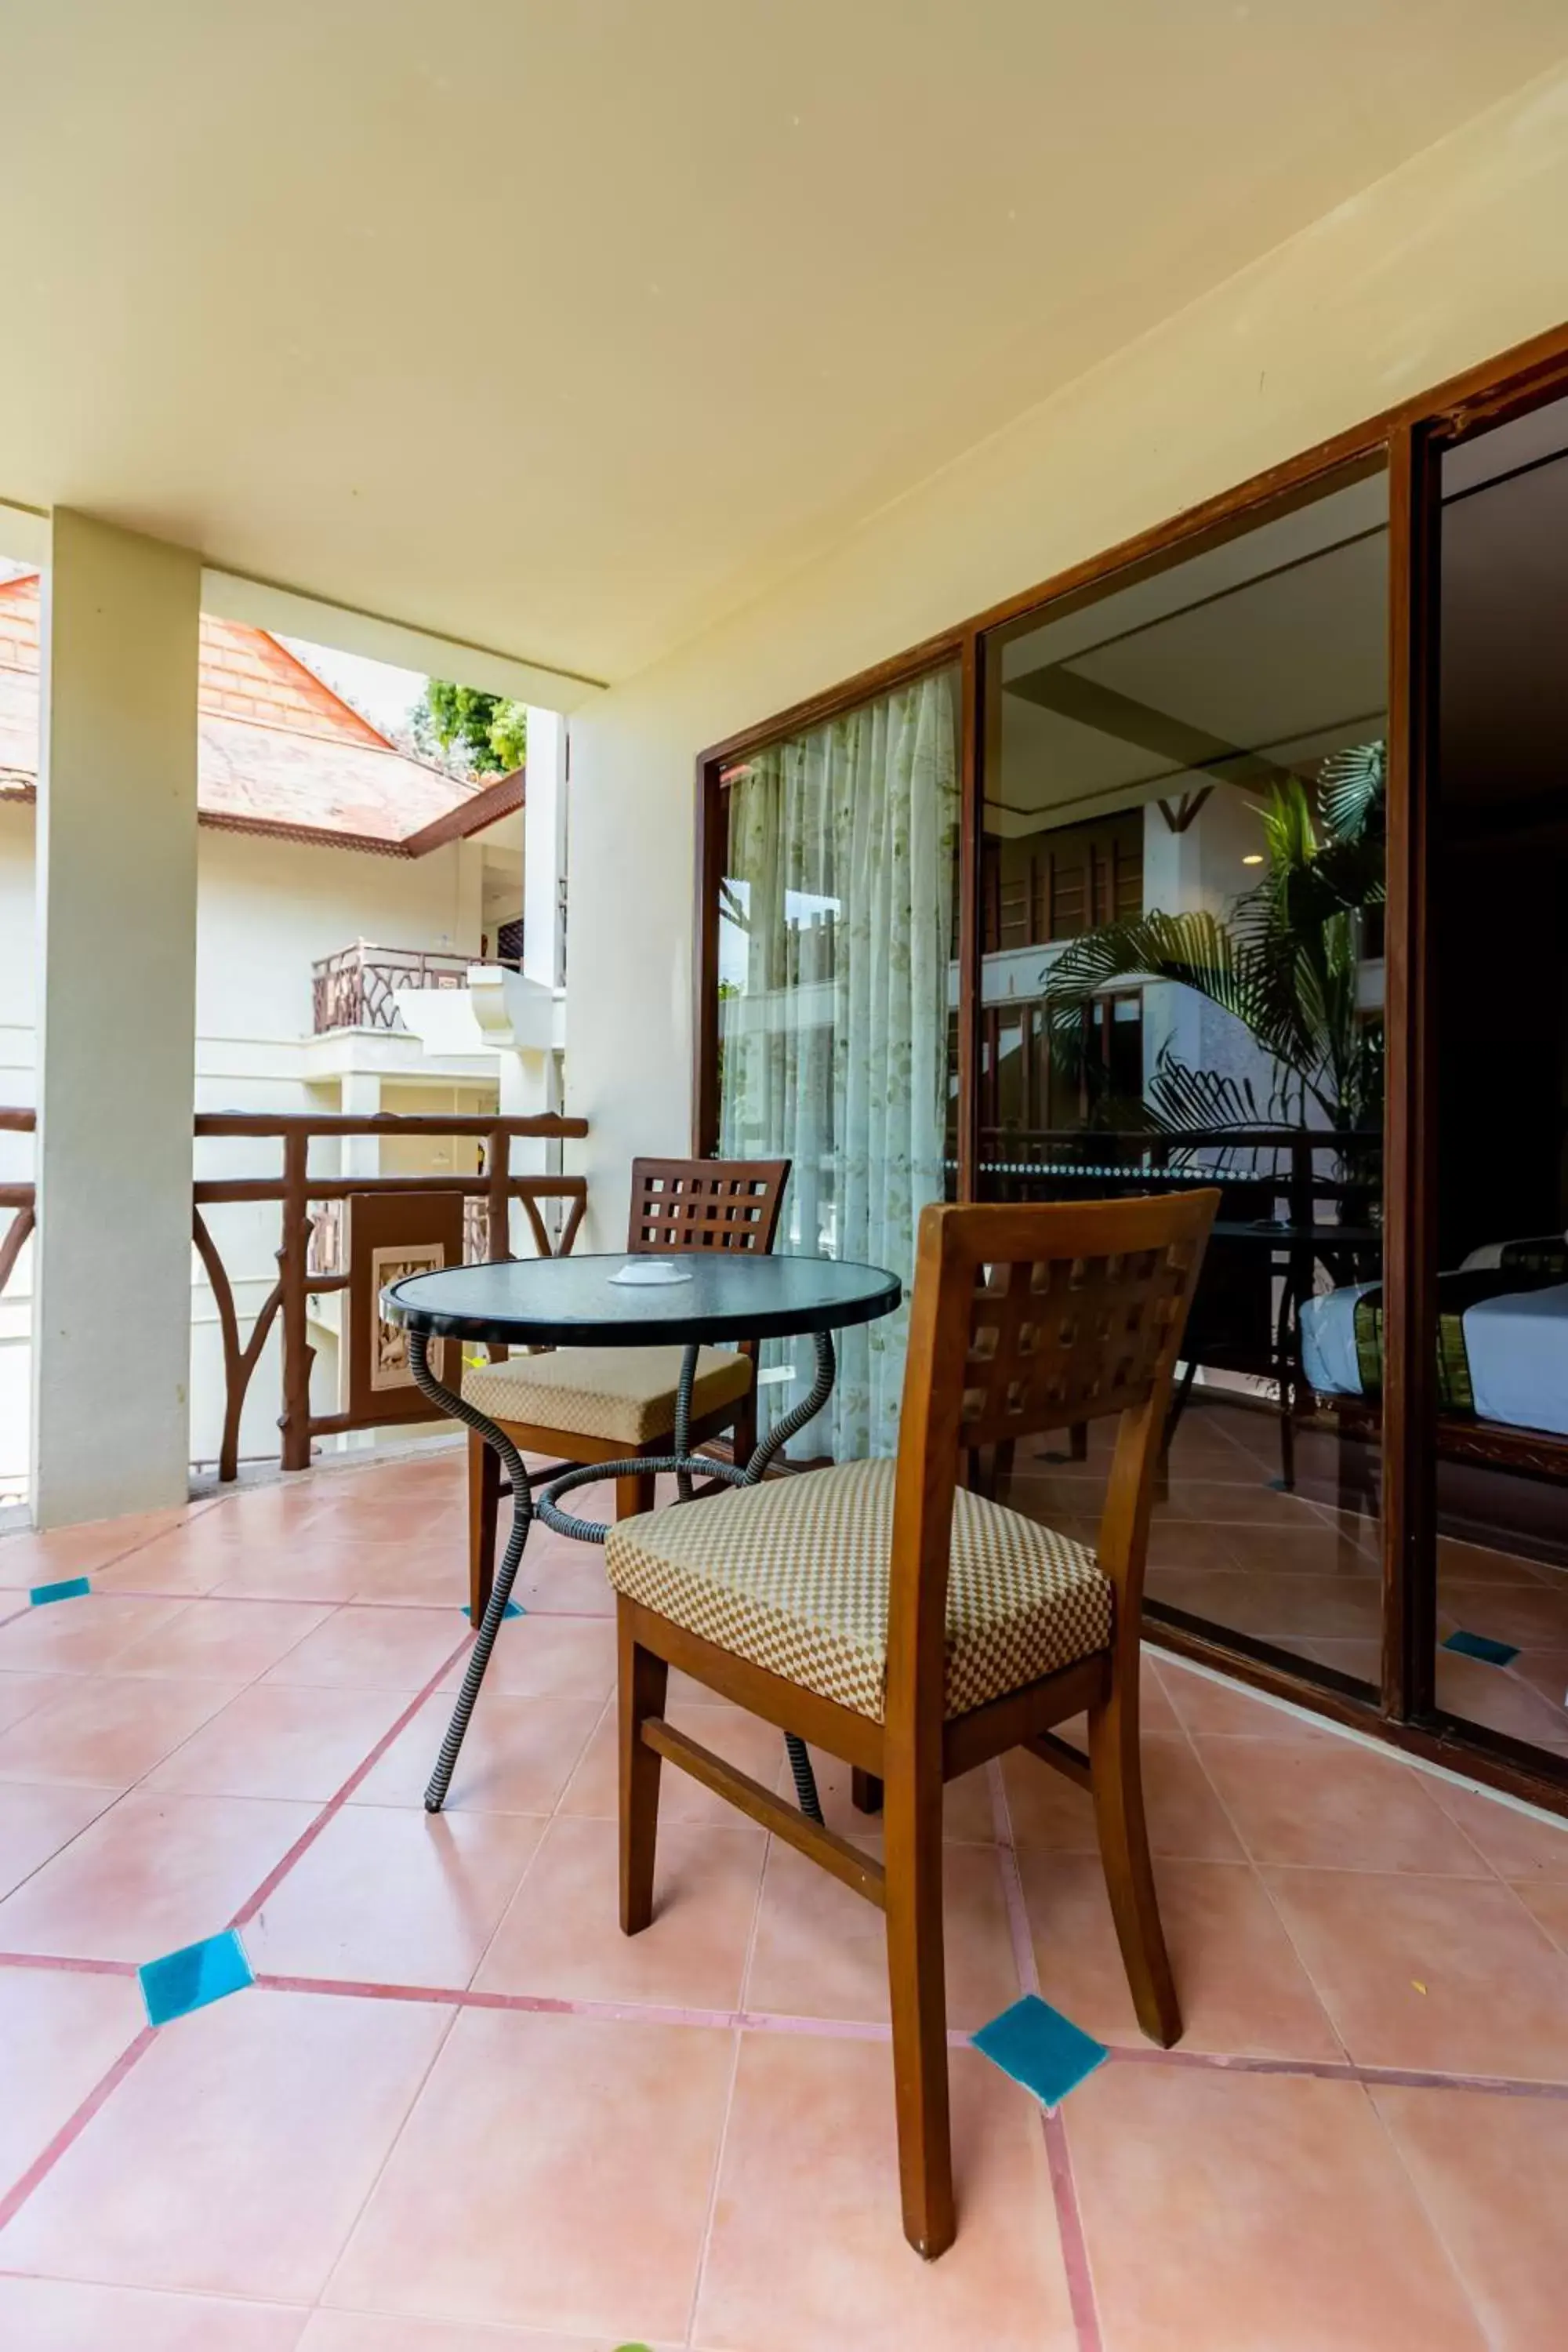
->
[1242,853,1264,866]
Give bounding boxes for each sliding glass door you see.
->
[972,461,1390,1699]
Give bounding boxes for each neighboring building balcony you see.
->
[311,941,521,1036]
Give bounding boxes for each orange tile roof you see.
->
[0,573,513,854]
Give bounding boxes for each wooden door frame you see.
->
[689,314,1568,1817]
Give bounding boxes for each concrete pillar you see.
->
[523,709,567,993]
[31,512,201,1526]
[339,1070,381,1181]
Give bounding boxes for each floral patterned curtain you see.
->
[718,667,959,1457]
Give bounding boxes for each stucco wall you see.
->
[0,808,500,1497]
[564,66,1568,1237]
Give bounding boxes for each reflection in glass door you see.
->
[975,462,1390,1698]
[1427,394,1568,1762]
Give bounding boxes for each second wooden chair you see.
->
[463,1156,789,1624]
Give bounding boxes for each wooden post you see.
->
[277,1129,313,1472]
[485,1126,513,1262]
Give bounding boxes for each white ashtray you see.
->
[608,1258,693,1286]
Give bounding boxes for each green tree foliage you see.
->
[1043,745,1388,1138]
[415,681,528,776]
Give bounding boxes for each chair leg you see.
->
[884,1755,954,2259]
[615,1469,658,1519]
[1087,1670,1181,2047]
[466,1429,500,1631]
[618,1598,668,1936]
[851,1768,884,1814]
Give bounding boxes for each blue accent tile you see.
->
[29,1576,92,1606]
[140,1929,253,2027]
[972,1993,1107,2110]
[1443,1628,1519,1668]
[459,1599,523,1621]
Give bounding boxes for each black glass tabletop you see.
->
[383,1251,902,1348]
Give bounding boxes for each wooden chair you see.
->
[605,1189,1217,2258]
[463,1156,790,1624]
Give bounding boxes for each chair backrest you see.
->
[626,1158,791,1256]
[885,1192,1218,1730]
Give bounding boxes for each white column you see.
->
[339,1070,381,1181]
[31,511,201,1527]
[522,709,568,994]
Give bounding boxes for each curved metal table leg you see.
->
[409,1330,534,1813]
[413,1328,838,1826]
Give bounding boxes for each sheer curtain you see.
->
[718,667,959,1458]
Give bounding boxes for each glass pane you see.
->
[716,665,961,1457]
[978,463,1389,1697]
[1430,394,1568,1759]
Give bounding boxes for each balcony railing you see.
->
[311,942,521,1034]
[0,1107,586,1483]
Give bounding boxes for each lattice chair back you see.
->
[885,1191,1218,1722]
[953,1199,1216,1450]
[627,1158,790,1256]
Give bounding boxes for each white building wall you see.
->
[564,69,1568,1233]
[0,805,508,1502]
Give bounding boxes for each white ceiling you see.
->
[2,3,1563,686]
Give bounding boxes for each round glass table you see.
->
[383,1250,902,1813]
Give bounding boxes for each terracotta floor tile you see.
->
[1439,1580,1568,1651]
[0,1673,248,1790]
[1225,1521,1381,1577]
[0,1507,198,1585]
[512,1553,618,1617]
[89,1537,234,1596]
[696,2035,1073,2352]
[107,1599,336,1682]
[1509,1646,1568,1714]
[0,1789,315,1961]
[0,2278,309,2351]
[1002,1733,1244,1860]
[1145,1567,1384,1642]
[143,1682,413,1802]
[260,1606,466,1690]
[0,1670,78,1735]
[1283,1633,1383,1686]
[1434,1650,1568,1752]
[0,1780,119,1902]
[341,1545,470,1606]
[299,2317,624,2352]
[1438,1534,1554,1587]
[1065,2063,1486,2352]
[1261,1865,1568,2078]
[1154,1657,1334,1741]
[1373,2084,1568,2352]
[325,2008,733,2339]
[1195,1736,1490,1875]
[1018,1851,1342,2058]
[206,1548,367,1604]
[0,1964,147,2190]
[245,1802,544,1987]
[350,1689,601,1814]
[743,1835,1017,2028]
[476,1814,765,2009]
[561,1700,793,1828]
[0,1594,197,1676]
[1512,1877,1568,1952]
[436,1610,617,1700]
[1159,1479,1334,1528]
[1,1987,450,2303]
[1143,1519,1244,1570]
[1425,1779,1568,1880]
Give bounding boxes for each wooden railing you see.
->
[0,1108,586,1483]
[310,942,521,1033]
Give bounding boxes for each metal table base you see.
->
[410,1329,837,1820]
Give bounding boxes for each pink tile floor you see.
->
[1,1443,1566,2349]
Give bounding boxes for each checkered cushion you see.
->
[463,1345,752,1446]
[604,1457,1112,1722]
